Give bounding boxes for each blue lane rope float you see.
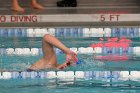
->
[0,47,139,56]
[0,28,140,37]
[1,71,140,81]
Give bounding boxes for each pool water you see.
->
[1,27,140,93]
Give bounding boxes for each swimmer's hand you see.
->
[66,51,78,63]
[57,51,78,70]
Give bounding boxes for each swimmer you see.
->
[27,34,78,71]
[12,0,45,12]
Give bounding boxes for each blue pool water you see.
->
[0,78,140,93]
[1,27,140,93]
